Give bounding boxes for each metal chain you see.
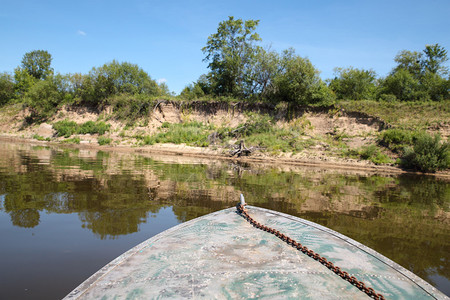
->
[236,203,386,300]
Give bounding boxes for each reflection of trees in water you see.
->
[79,209,152,240]
[10,209,40,228]
[376,174,450,209]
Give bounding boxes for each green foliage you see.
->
[14,67,37,97]
[234,113,273,137]
[79,121,110,135]
[329,67,378,100]
[144,121,212,147]
[228,114,313,153]
[53,120,110,138]
[339,100,450,129]
[82,60,160,104]
[24,76,63,120]
[378,128,418,152]
[422,44,448,76]
[53,120,78,137]
[180,83,205,100]
[380,69,422,101]
[271,49,334,105]
[381,44,449,102]
[202,16,261,97]
[198,17,334,104]
[32,134,50,141]
[393,50,423,78]
[378,128,449,171]
[107,94,156,124]
[402,133,450,172]
[97,136,112,145]
[20,50,53,80]
[345,145,393,165]
[243,128,310,153]
[359,145,392,165]
[61,137,80,144]
[0,72,15,106]
[248,48,280,97]
[420,72,449,102]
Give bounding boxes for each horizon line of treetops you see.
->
[0,16,448,118]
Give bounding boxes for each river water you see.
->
[0,141,448,299]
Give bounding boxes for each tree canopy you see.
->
[202,16,261,97]
[20,50,53,80]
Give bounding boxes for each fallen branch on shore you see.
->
[230,140,261,157]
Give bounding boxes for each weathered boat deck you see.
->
[65,206,447,299]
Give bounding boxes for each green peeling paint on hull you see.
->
[64,206,448,299]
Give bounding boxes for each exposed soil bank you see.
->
[0,101,448,177]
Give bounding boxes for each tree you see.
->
[393,50,423,79]
[383,44,449,101]
[202,16,261,97]
[422,43,448,76]
[180,83,205,100]
[83,60,160,103]
[271,49,334,104]
[14,67,37,96]
[329,67,378,100]
[380,69,421,101]
[24,76,64,120]
[0,72,15,106]
[21,50,53,80]
[248,48,281,98]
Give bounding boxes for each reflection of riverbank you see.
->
[1,141,448,229]
[3,135,449,178]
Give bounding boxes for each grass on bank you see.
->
[344,145,393,165]
[97,136,112,145]
[139,114,317,154]
[339,100,450,129]
[53,120,111,138]
[141,121,213,147]
[378,128,450,172]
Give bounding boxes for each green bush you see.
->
[53,120,78,138]
[81,60,161,104]
[329,67,378,100]
[144,122,212,147]
[53,120,110,138]
[359,145,392,165]
[380,69,422,101]
[345,145,392,165]
[401,133,450,172]
[79,121,110,135]
[61,137,80,144]
[32,134,50,141]
[378,129,418,152]
[97,136,112,145]
[107,94,156,125]
[271,50,335,105]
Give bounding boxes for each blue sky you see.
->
[1,0,449,94]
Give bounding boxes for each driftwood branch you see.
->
[230,140,256,157]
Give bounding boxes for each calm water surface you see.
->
[0,142,448,299]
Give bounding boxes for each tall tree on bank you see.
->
[329,67,378,100]
[422,44,448,76]
[20,50,53,80]
[381,43,449,101]
[202,16,261,97]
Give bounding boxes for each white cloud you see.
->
[77,30,87,36]
[156,78,167,84]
